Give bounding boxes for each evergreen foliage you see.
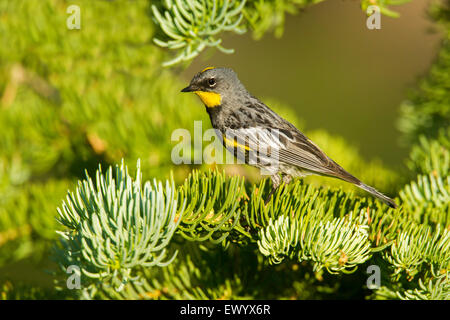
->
[151,0,411,66]
[0,0,447,300]
[54,146,449,299]
[397,1,450,145]
[0,0,207,276]
[406,128,449,177]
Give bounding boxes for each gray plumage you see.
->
[182,67,398,208]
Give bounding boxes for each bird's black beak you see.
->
[181,85,195,93]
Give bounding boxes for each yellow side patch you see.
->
[194,91,221,108]
[201,66,215,73]
[223,136,251,151]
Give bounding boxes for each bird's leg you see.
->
[265,174,281,205]
[264,174,293,205]
[282,174,292,185]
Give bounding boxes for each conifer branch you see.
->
[56,160,182,295]
[151,0,247,66]
[151,0,411,66]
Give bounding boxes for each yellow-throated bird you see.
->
[181,67,397,208]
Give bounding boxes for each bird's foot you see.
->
[264,187,277,205]
[264,174,293,206]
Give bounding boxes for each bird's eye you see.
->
[208,78,216,87]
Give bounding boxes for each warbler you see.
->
[181,67,397,208]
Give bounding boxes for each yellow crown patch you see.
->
[201,67,215,73]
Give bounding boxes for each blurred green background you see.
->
[0,0,446,298]
[183,0,442,166]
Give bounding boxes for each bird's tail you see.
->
[331,163,398,209]
[355,182,397,209]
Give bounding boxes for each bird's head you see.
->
[181,67,247,108]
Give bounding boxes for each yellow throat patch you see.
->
[194,91,221,108]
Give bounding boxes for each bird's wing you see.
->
[279,130,341,174]
[221,98,397,207]
[278,128,361,182]
[222,125,359,183]
[221,127,285,155]
[220,97,359,181]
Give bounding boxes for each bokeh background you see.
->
[0,0,447,299]
[183,0,442,166]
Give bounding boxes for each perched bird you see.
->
[181,67,397,208]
